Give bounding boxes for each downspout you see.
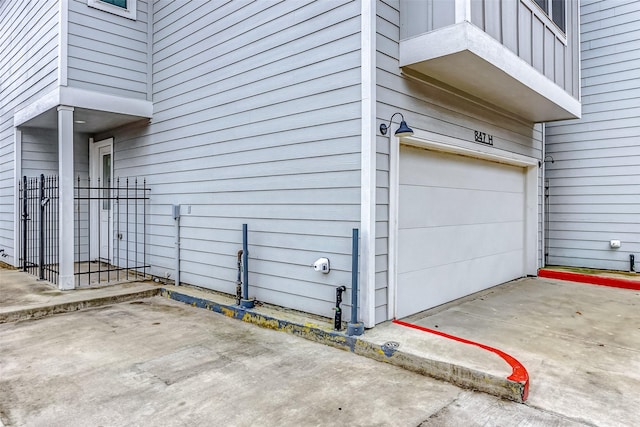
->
[541,124,545,269]
[541,125,554,268]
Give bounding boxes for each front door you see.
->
[90,138,113,262]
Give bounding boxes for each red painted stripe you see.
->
[392,319,529,401]
[538,269,640,291]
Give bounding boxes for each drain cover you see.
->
[383,341,400,350]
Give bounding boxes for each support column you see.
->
[360,0,376,329]
[58,105,75,290]
[13,128,22,268]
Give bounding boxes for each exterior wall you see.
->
[95,1,362,320]
[376,0,544,322]
[67,0,149,100]
[400,0,580,100]
[399,0,455,37]
[544,0,640,271]
[0,0,59,265]
[21,128,58,177]
[21,128,87,179]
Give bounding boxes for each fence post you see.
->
[39,174,45,279]
[22,176,28,271]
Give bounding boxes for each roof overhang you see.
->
[399,22,581,123]
[14,86,153,133]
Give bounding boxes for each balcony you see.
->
[399,21,581,123]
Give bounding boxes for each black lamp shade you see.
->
[394,120,414,137]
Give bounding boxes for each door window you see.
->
[102,153,111,210]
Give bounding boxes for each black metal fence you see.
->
[18,175,150,286]
[19,175,59,283]
[74,176,150,285]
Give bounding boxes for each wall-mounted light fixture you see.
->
[380,112,414,137]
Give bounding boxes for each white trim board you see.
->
[89,137,114,262]
[58,0,68,86]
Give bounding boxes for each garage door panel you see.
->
[400,147,524,193]
[396,250,524,318]
[398,221,524,274]
[397,145,527,317]
[399,186,524,229]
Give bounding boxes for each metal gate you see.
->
[18,175,59,283]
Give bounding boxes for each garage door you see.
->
[397,145,526,318]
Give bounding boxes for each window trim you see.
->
[87,0,137,20]
[522,0,567,45]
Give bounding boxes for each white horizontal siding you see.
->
[66,0,148,99]
[21,129,58,178]
[96,0,362,321]
[545,0,640,271]
[0,0,59,265]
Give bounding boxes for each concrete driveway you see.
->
[1,293,594,427]
[1,296,459,426]
[403,277,640,427]
[1,268,638,426]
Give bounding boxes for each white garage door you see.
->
[397,145,526,318]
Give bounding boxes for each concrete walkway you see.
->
[2,266,639,425]
[0,269,158,323]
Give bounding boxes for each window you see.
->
[532,0,565,32]
[102,153,111,210]
[551,0,565,32]
[102,0,126,7]
[88,0,137,20]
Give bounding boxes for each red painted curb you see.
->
[392,319,529,402]
[538,269,640,291]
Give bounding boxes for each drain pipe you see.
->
[347,228,364,336]
[240,224,255,308]
[334,285,346,330]
[236,249,243,305]
[173,205,180,286]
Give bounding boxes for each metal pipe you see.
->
[173,205,180,286]
[630,254,635,273]
[240,224,255,308]
[236,249,243,305]
[541,124,546,268]
[87,177,92,283]
[243,224,248,296]
[350,228,358,324]
[334,285,346,330]
[347,228,364,336]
